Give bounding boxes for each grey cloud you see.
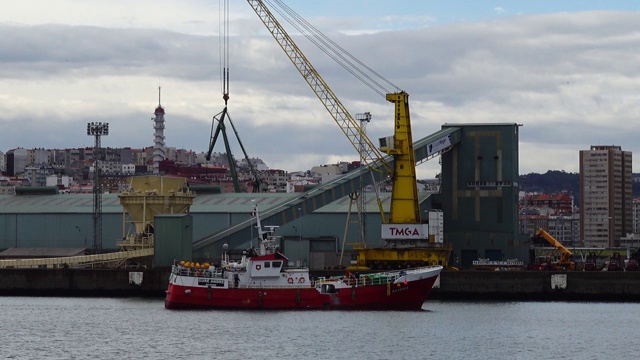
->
[2,10,640,173]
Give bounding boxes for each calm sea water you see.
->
[1,297,637,360]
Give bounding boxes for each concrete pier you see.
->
[431,270,640,302]
[1,268,639,301]
[0,268,171,297]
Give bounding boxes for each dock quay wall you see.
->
[1,269,640,301]
[0,268,171,297]
[431,270,640,302]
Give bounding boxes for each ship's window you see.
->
[264,262,271,268]
[272,261,282,268]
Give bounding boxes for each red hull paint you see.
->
[165,275,439,311]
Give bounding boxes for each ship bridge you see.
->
[192,127,462,256]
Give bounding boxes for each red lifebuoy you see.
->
[256,264,261,270]
[298,278,305,284]
[288,277,294,284]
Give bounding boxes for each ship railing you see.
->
[339,265,442,287]
[171,265,224,279]
[313,274,395,287]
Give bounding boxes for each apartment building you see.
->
[579,145,632,247]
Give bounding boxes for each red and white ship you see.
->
[165,204,442,310]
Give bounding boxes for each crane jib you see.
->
[248,0,422,224]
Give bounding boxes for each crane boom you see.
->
[534,228,573,261]
[247,0,421,224]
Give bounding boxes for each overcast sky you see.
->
[2,1,640,178]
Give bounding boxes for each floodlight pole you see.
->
[87,122,109,254]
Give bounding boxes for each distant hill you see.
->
[520,171,640,206]
[520,171,579,195]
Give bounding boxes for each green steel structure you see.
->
[434,123,527,268]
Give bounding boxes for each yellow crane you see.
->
[532,228,575,270]
[247,0,451,270]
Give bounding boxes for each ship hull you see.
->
[165,268,440,311]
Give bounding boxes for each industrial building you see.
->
[0,123,525,269]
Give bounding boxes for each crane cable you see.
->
[265,0,401,98]
[219,0,230,104]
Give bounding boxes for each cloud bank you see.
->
[1,10,639,177]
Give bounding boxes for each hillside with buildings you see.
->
[521,170,640,204]
[0,146,373,195]
[520,146,638,249]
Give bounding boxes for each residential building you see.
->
[262,169,288,192]
[521,193,573,214]
[0,176,14,195]
[27,148,49,165]
[46,174,71,189]
[633,198,640,235]
[579,145,632,247]
[5,148,28,176]
[620,233,640,248]
[520,191,575,243]
[239,157,269,172]
[122,164,136,175]
[24,163,56,187]
[548,214,580,247]
[310,164,345,184]
[0,150,5,172]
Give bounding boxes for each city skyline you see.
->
[4,144,639,177]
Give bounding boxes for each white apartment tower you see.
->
[152,87,166,175]
[579,145,632,247]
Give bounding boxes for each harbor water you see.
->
[1,297,638,359]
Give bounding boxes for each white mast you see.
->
[252,201,278,256]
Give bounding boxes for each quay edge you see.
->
[0,268,171,298]
[430,270,640,302]
[1,268,640,302]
